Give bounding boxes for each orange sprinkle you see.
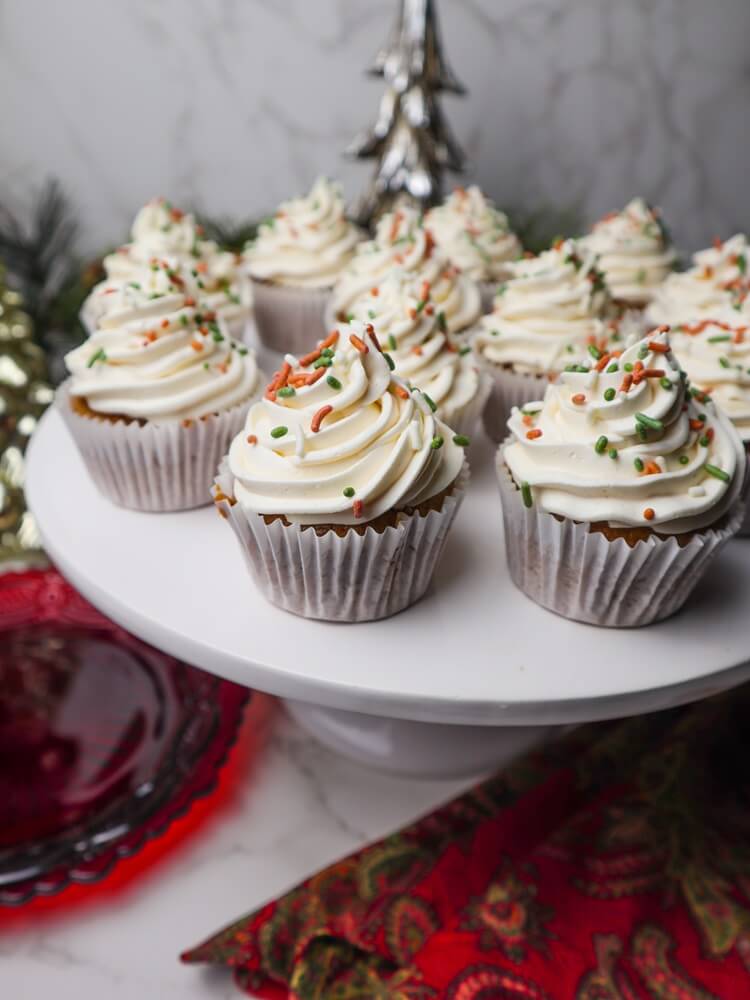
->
[572,393,586,405]
[735,327,746,344]
[160,319,170,329]
[181,419,193,428]
[412,345,423,356]
[305,367,327,385]
[389,212,403,243]
[620,373,633,393]
[196,261,208,274]
[145,330,158,343]
[365,323,382,352]
[706,427,715,443]
[648,341,670,353]
[424,229,435,258]
[526,428,543,440]
[349,333,368,354]
[190,339,203,351]
[320,329,340,350]
[689,418,705,431]
[643,461,661,476]
[394,385,410,400]
[643,507,655,521]
[633,360,644,374]
[352,499,364,519]
[595,353,611,372]
[370,286,379,297]
[311,404,333,433]
[299,347,322,367]
[420,280,431,301]
[522,414,533,426]
[246,434,257,445]
[425,304,434,316]
[408,308,418,320]
[184,296,196,307]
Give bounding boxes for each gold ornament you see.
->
[0,266,52,568]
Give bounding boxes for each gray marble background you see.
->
[1,0,747,255]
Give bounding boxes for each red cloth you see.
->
[183,690,750,998]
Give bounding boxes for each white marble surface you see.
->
[0,704,474,999]
[1,0,749,254]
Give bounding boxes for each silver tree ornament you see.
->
[347,0,467,229]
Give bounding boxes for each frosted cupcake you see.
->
[647,234,749,327]
[327,209,481,336]
[580,198,676,308]
[213,322,468,621]
[61,280,263,511]
[349,272,490,435]
[472,239,614,439]
[425,186,522,309]
[245,177,362,354]
[671,318,750,534]
[84,198,252,338]
[498,326,746,627]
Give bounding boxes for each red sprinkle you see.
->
[352,499,364,519]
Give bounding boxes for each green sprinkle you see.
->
[343,486,355,498]
[270,426,288,439]
[437,311,448,333]
[367,310,376,319]
[634,457,644,472]
[705,463,730,482]
[606,362,619,373]
[203,361,210,370]
[277,386,296,398]
[416,298,427,313]
[595,435,608,454]
[210,324,224,342]
[737,253,747,275]
[180,314,189,326]
[423,392,437,413]
[459,346,471,356]
[679,455,689,464]
[588,344,602,361]
[698,413,706,422]
[453,434,470,447]
[321,347,334,357]
[326,375,342,390]
[238,347,248,356]
[635,412,663,431]
[637,424,648,441]
[699,434,710,447]
[86,347,107,368]
[624,362,634,372]
[313,356,333,368]
[383,352,395,371]
[708,334,731,343]
[521,482,533,508]
[430,435,444,450]
[388,334,397,351]
[346,313,355,322]
[636,268,647,284]
[128,281,141,290]
[659,377,672,390]
[566,344,575,353]
[608,448,618,460]
[604,388,616,402]
[719,356,730,369]
[638,346,648,359]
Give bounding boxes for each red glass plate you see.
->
[0,569,249,905]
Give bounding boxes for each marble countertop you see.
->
[1,702,473,1000]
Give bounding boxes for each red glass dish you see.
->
[0,569,248,905]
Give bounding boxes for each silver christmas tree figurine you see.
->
[347,0,466,228]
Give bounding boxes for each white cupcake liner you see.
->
[57,380,260,512]
[479,281,498,314]
[443,371,492,439]
[475,354,550,442]
[250,278,330,356]
[496,447,744,628]
[214,460,469,622]
[739,446,750,537]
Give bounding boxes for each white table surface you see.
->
[1,705,473,1000]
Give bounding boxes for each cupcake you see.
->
[671,318,750,534]
[327,208,481,336]
[244,177,362,355]
[349,272,490,435]
[83,198,252,339]
[472,239,614,439]
[580,198,676,308]
[425,185,522,309]
[213,321,468,622]
[647,234,749,327]
[498,326,746,627]
[60,281,263,512]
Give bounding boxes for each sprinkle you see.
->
[679,455,689,464]
[606,361,619,373]
[246,434,257,445]
[277,386,296,397]
[704,463,730,482]
[343,487,355,498]
[708,334,731,343]
[609,448,618,460]
[299,347,322,367]
[384,352,396,370]
[311,405,333,433]
[352,499,364,519]
[321,347,335,358]
[313,356,333,368]
[203,361,210,370]
[689,418,705,431]
[370,287,379,297]
[521,482,533,508]
[572,393,586,405]
[453,434,470,447]
[394,385,410,400]
[437,311,447,333]
[588,344,602,361]
[270,426,288,439]
[634,457,644,472]
[526,428,543,440]
[349,333,368,354]
[238,347,248,356]
[623,362,634,373]
[459,346,471,356]
[388,334,397,350]
[180,314,189,326]
[659,377,672,390]
[643,460,661,476]
[648,341,670,353]
[638,346,649,360]
[603,388,616,402]
[595,353,611,372]
[190,339,203,351]
[643,507,655,521]
[635,412,663,431]
[620,373,633,393]
[422,392,437,412]
[86,347,107,367]
[326,375,342,390]
[594,435,608,454]
[431,435,444,449]
[320,329,340,349]
[719,356,730,369]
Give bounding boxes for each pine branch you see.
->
[196,214,259,253]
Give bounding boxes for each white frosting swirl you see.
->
[349,272,483,426]
[671,319,750,442]
[425,186,522,283]
[66,282,260,422]
[472,240,613,375]
[648,234,750,326]
[95,198,251,332]
[504,327,745,533]
[580,198,676,304]
[329,209,481,334]
[227,323,465,525]
[244,177,361,289]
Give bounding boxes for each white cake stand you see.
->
[25,407,750,777]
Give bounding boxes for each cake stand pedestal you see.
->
[25,409,750,777]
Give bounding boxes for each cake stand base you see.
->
[285,700,553,778]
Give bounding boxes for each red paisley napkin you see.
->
[183,688,750,999]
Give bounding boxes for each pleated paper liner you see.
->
[250,278,330,356]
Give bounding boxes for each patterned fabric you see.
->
[182,688,750,999]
